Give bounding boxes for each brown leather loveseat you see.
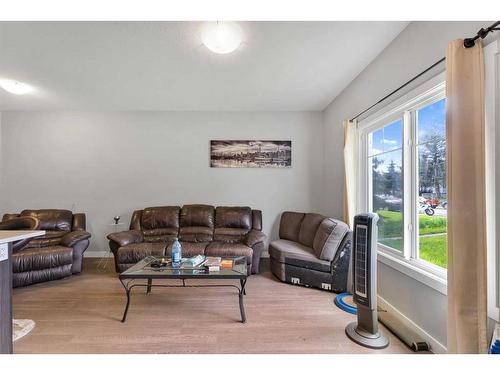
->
[1,209,91,287]
[107,205,266,275]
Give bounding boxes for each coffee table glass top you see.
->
[120,256,247,279]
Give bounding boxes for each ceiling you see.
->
[0,21,408,111]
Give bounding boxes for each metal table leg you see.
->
[240,279,246,295]
[120,279,131,323]
[239,278,247,323]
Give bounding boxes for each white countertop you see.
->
[0,230,45,244]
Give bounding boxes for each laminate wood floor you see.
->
[12,259,412,354]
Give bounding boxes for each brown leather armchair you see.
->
[108,205,266,275]
[1,209,91,287]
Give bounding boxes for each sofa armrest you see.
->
[330,231,352,293]
[244,230,266,248]
[61,230,91,247]
[244,230,267,274]
[0,216,41,252]
[0,216,40,230]
[107,230,144,247]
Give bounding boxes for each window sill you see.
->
[377,250,447,295]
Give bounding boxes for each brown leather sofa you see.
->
[1,209,92,287]
[269,211,352,293]
[107,205,266,275]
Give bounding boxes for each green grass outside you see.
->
[376,210,448,269]
[376,210,447,237]
[418,215,447,235]
[419,234,448,268]
[380,234,448,269]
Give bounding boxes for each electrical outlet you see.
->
[0,243,8,262]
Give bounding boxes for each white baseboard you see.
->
[84,250,112,258]
[378,295,447,354]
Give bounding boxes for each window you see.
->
[415,99,447,269]
[368,119,404,253]
[359,77,447,279]
[484,39,499,321]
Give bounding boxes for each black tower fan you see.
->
[345,213,389,349]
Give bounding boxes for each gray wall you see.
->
[322,21,493,349]
[0,111,324,253]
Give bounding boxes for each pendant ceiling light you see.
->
[201,21,243,54]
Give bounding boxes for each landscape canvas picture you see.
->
[210,140,292,168]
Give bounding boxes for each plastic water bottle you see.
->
[171,238,182,266]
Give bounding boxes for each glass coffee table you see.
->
[118,256,248,323]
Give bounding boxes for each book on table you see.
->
[220,259,234,269]
[181,254,206,268]
[204,256,222,271]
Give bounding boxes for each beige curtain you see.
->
[343,119,358,228]
[446,39,488,353]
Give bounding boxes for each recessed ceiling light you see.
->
[201,22,243,54]
[0,79,34,95]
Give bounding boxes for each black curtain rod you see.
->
[350,21,500,122]
[463,21,500,48]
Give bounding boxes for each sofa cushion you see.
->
[141,206,180,231]
[269,239,331,273]
[279,212,305,242]
[205,242,253,265]
[179,226,213,242]
[142,228,178,243]
[213,227,249,243]
[166,241,209,257]
[13,246,73,273]
[298,213,325,247]
[117,242,167,265]
[180,205,215,228]
[20,209,73,231]
[24,230,65,248]
[313,218,350,261]
[215,206,252,229]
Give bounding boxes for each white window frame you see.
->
[357,72,448,294]
[485,39,499,322]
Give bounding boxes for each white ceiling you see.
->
[0,21,408,111]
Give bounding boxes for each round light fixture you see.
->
[0,79,34,95]
[201,22,243,54]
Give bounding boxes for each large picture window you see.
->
[359,79,447,278]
